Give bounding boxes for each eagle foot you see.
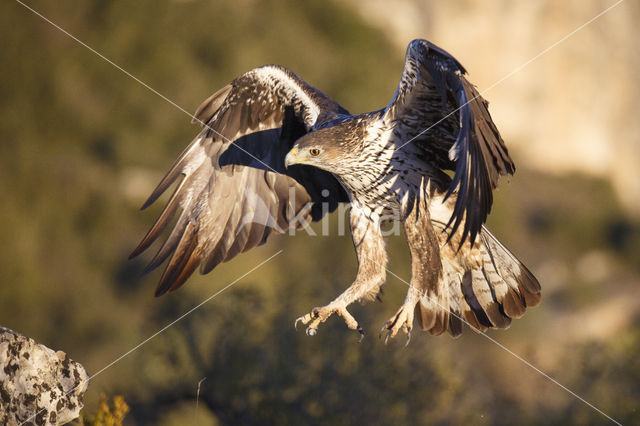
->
[295,303,364,341]
[380,306,414,346]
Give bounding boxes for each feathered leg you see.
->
[296,205,387,339]
[381,191,443,343]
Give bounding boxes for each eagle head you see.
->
[284,125,361,173]
[284,144,327,169]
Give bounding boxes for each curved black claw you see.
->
[379,323,389,340]
[357,326,365,343]
[404,327,412,348]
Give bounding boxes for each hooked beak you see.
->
[284,147,299,169]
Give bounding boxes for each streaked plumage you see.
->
[131,39,541,340]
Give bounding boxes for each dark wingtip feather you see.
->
[128,245,144,261]
[443,78,473,247]
[140,170,182,211]
[153,221,200,296]
[140,194,156,211]
[444,71,512,251]
[129,194,183,261]
[156,253,201,297]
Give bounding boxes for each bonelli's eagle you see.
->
[131,39,541,340]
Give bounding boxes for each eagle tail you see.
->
[414,226,541,337]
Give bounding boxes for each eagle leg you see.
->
[295,303,364,341]
[295,205,386,340]
[380,187,443,344]
[380,286,419,345]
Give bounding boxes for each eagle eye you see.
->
[309,148,321,157]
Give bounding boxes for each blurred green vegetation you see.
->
[1,1,639,425]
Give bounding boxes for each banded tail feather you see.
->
[415,225,540,337]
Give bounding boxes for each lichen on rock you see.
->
[0,327,88,425]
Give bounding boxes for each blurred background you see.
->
[1,0,639,424]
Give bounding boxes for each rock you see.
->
[0,327,89,425]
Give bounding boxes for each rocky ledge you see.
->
[0,327,88,425]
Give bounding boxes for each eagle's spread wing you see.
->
[130,65,348,296]
[385,39,515,247]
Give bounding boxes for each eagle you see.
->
[130,39,541,341]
